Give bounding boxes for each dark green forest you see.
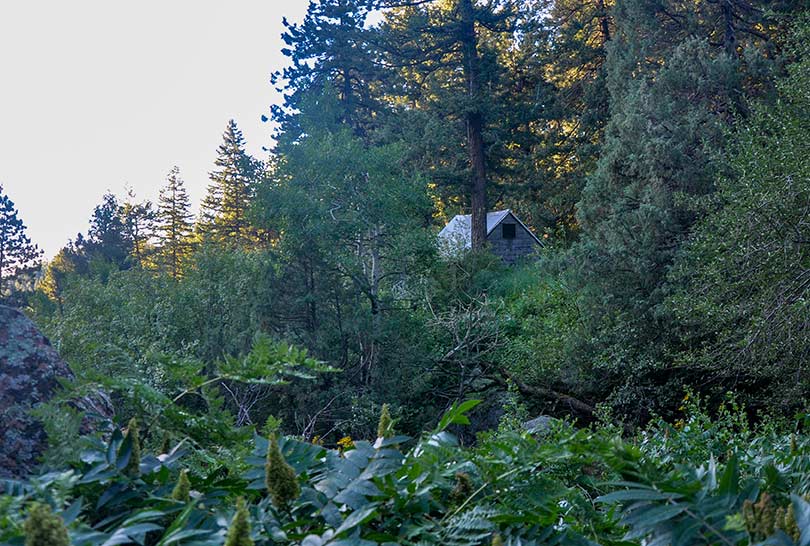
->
[1,0,809,544]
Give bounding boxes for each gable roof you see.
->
[438,209,543,249]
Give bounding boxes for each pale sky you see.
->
[0,1,310,258]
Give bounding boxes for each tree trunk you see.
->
[459,0,488,250]
[305,258,318,333]
[363,226,382,385]
[721,0,736,56]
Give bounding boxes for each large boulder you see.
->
[0,305,112,479]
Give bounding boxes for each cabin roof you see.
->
[438,209,542,249]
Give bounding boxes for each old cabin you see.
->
[438,209,542,264]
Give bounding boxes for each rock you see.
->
[0,305,113,479]
[522,415,555,435]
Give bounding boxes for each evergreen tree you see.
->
[157,167,195,279]
[41,192,142,303]
[39,238,86,313]
[121,188,156,269]
[270,0,381,138]
[670,19,810,410]
[384,0,609,236]
[508,0,611,232]
[0,185,42,303]
[570,0,797,419]
[380,0,515,249]
[199,120,261,247]
[83,192,133,271]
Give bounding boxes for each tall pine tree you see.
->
[511,0,611,232]
[380,0,516,249]
[157,167,195,279]
[0,185,42,303]
[199,120,262,247]
[270,0,381,139]
[83,192,133,271]
[121,188,156,269]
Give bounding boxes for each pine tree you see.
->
[39,240,85,313]
[121,188,156,269]
[669,20,810,405]
[83,192,132,270]
[380,0,516,249]
[157,167,195,279]
[199,121,261,247]
[270,0,381,138]
[570,0,798,419]
[506,0,611,232]
[0,185,42,302]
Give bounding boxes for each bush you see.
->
[4,398,810,546]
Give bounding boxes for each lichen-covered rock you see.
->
[0,305,112,479]
[522,415,555,435]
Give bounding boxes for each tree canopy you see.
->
[7,5,810,545]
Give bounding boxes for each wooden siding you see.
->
[486,216,540,264]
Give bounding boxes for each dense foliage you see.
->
[0,185,42,305]
[2,1,809,544]
[5,400,810,545]
[12,1,804,435]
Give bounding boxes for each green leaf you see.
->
[597,489,681,503]
[334,505,379,537]
[101,523,164,546]
[623,503,687,526]
[717,456,739,496]
[437,400,482,431]
[61,498,83,525]
[155,503,195,546]
[116,433,133,472]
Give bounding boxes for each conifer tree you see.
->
[271,0,380,138]
[39,240,85,313]
[570,0,798,417]
[83,192,133,270]
[0,185,42,302]
[670,21,810,402]
[157,167,194,279]
[121,189,156,269]
[199,120,261,247]
[380,0,515,249]
[508,0,610,231]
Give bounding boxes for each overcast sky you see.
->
[0,1,310,258]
